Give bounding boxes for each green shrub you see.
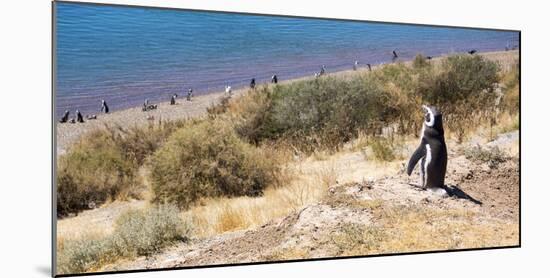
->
[238,75,391,152]
[150,118,281,209]
[57,204,189,274]
[419,55,500,112]
[57,130,139,217]
[223,55,501,149]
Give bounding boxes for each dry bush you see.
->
[150,118,282,209]
[57,130,140,217]
[57,204,190,275]
[57,121,185,216]
[463,144,508,168]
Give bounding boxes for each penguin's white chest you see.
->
[423,144,432,186]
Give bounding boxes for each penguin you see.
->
[225,85,232,96]
[250,78,256,89]
[392,50,399,61]
[320,65,326,76]
[76,110,84,123]
[170,94,177,105]
[366,63,372,71]
[426,56,433,60]
[406,105,447,192]
[271,75,278,84]
[101,99,109,113]
[59,110,69,123]
[353,61,358,71]
[143,99,149,111]
[468,49,477,55]
[187,89,193,101]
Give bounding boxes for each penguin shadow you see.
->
[442,185,483,205]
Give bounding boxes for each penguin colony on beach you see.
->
[59,45,500,123]
[407,105,448,191]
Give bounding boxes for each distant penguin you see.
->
[392,50,399,61]
[250,78,256,89]
[225,85,232,96]
[314,72,320,78]
[271,75,278,84]
[76,110,84,123]
[353,60,358,71]
[59,110,69,123]
[170,94,177,105]
[101,99,109,113]
[407,105,448,191]
[187,89,193,101]
[426,56,433,60]
[468,49,477,55]
[86,114,97,120]
[143,99,149,111]
[320,65,326,76]
[366,63,372,71]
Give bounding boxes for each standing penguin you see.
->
[170,94,177,105]
[250,78,256,89]
[187,89,193,101]
[76,110,84,123]
[407,105,447,192]
[59,110,70,123]
[271,75,278,84]
[392,50,399,62]
[101,99,109,113]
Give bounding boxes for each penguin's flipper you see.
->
[407,144,426,176]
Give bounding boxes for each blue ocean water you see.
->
[54,2,519,117]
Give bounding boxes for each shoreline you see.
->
[56,50,518,155]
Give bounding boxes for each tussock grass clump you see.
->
[150,118,282,209]
[57,122,185,217]
[57,204,189,275]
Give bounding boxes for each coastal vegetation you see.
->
[56,52,520,274]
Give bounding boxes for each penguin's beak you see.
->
[422,104,429,112]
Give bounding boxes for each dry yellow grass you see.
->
[182,140,405,238]
[331,203,519,256]
[183,163,337,237]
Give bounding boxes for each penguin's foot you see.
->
[427,187,449,198]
